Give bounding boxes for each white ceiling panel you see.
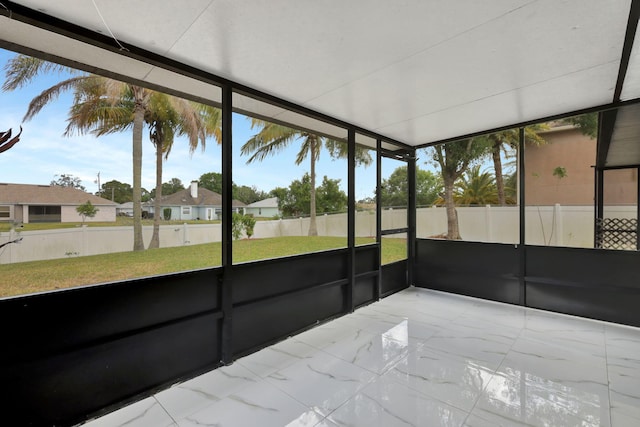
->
[377,61,620,144]
[2,0,637,147]
[0,15,155,80]
[10,0,214,56]
[306,0,628,141]
[165,0,535,103]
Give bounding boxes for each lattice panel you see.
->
[596,218,638,250]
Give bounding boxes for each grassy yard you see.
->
[0,236,406,298]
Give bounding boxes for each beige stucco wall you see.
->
[525,127,637,205]
[61,205,116,222]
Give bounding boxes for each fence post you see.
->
[485,204,493,242]
[81,225,88,256]
[554,203,563,246]
[183,222,189,245]
[9,228,15,263]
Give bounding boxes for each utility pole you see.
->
[95,171,101,195]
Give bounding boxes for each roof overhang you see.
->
[1,1,640,151]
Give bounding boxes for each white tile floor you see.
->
[82,287,640,427]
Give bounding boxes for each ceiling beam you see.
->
[613,0,640,102]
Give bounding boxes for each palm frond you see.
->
[241,122,299,164]
[0,127,22,153]
[3,55,82,91]
[23,76,90,122]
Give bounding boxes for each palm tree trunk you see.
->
[148,137,163,249]
[308,137,318,236]
[444,174,461,240]
[132,88,145,251]
[492,143,506,205]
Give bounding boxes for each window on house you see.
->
[29,205,61,223]
[182,206,191,216]
[0,206,10,218]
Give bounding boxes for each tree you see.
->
[454,165,499,205]
[276,173,347,217]
[142,96,220,248]
[4,54,221,250]
[430,139,491,239]
[316,176,348,213]
[68,81,221,249]
[241,119,372,235]
[380,166,442,208]
[99,179,133,203]
[199,171,268,204]
[76,200,99,223]
[0,127,21,153]
[149,177,184,199]
[3,56,147,250]
[476,126,546,206]
[235,185,268,205]
[51,173,85,191]
[242,215,256,239]
[198,172,224,194]
[562,113,597,139]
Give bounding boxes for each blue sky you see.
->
[0,48,384,201]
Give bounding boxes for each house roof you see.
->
[1,1,638,151]
[160,188,245,207]
[0,183,117,205]
[246,197,278,209]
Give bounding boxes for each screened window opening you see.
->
[0,48,223,298]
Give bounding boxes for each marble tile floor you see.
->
[82,287,640,427]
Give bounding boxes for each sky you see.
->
[0,48,418,202]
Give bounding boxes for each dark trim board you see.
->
[414,239,640,328]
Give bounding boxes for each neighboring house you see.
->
[526,125,637,206]
[116,202,134,217]
[244,197,280,218]
[0,183,117,223]
[153,181,245,221]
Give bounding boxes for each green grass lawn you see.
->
[0,236,406,298]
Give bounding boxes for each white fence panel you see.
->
[1,205,635,264]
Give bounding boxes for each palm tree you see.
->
[241,119,371,235]
[4,55,221,250]
[454,165,498,205]
[144,97,221,248]
[478,126,547,205]
[64,77,221,249]
[3,56,148,250]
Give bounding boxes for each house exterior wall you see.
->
[61,205,116,222]
[245,206,279,218]
[525,127,637,205]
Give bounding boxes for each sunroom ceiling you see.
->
[0,0,638,148]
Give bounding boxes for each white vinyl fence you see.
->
[0,205,635,264]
